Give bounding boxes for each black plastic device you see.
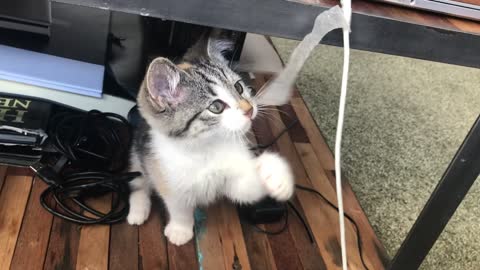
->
[238,197,286,224]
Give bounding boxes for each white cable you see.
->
[337,1,351,270]
[255,5,352,268]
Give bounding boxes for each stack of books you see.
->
[0,2,136,166]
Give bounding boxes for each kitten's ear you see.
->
[145,57,184,109]
[206,29,234,64]
[183,29,234,64]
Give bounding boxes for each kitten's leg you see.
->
[127,176,152,225]
[256,152,294,201]
[163,198,195,246]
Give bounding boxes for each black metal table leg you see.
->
[388,115,480,270]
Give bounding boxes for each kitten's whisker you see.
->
[231,62,239,71]
[237,132,246,146]
[256,111,270,117]
[256,109,275,115]
[256,114,274,122]
[235,131,243,145]
[256,109,279,117]
[255,111,275,120]
[257,105,284,112]
[231,131,237,145]
[253,90,264,100]
[259,114,285,130]
[229,44,240,69]
[253,133,265,140]
[257,106,291,118]
[257,115,280,127]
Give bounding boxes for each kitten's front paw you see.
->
[127,211,149,225]
[257,152,294,201]
[164,223,194,246]
[127,191,151,225]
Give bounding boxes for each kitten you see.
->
[127,31,294,246]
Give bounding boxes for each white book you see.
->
[0,79,135,118]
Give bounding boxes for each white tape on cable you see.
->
[256,6,347,106]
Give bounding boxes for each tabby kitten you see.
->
[127,32,294,246]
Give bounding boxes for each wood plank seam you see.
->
[10,176,54,270]
[0,166,8,194]
[138,198,169,270]
[75,194,112,270]
[0,168,33,270]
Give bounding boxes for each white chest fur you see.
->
[150,131,256,205]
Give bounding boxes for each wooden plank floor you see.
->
[0,75,389,270]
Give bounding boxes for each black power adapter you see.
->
[237,197,286,224]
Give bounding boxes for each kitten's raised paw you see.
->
[164,223,194,246]
[257,152,294,201]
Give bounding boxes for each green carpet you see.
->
[271,38,480,270]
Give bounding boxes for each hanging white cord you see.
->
[256,6,352,268]
[337,1,351,270]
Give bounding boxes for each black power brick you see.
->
[238,197,286,224]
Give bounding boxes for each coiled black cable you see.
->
[39,171,140,224]
[34,110,140,224]
[50,110,131,172]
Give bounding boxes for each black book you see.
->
[0,145,43,167]
[0,95,51,147]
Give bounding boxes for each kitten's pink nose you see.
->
[238,100,253,119]
[245,108,253,119]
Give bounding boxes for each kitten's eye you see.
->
[208,100,226,114]
[234,81,243,95]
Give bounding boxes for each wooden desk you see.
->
[48,1,480,269]
[55,0,480,68]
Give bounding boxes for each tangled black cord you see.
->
[34,110,140,224]
[39,171,139,224]
[50,110,130,171]
[249,119,299,151]
[296,184,369,270]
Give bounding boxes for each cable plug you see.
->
[30,162,61,186]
